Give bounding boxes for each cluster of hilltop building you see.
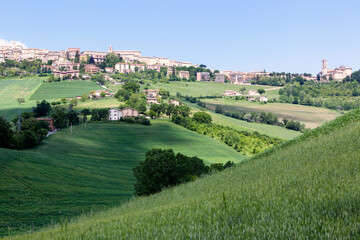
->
[0,42,353,83]
[0,43,193,67]
[320,59,352,81]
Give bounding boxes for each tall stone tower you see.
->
[108,44,113,53]
[322,59,328,76]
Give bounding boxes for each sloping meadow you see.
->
[7,108,360,239]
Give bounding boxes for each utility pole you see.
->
[206,82,208,96]
[17,109,21,133]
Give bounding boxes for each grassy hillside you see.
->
[0,120,243,237]
[30,81,103,100]
[7,108,360,239]
[186,100,301,140]
[145,81,278,98]
[0,77,44,120]
[0,78,104,120]
[203,98,340,129]
[75,97,120,110]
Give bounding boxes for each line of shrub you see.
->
[171,112,282,156]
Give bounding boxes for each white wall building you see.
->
[109,108,122,121]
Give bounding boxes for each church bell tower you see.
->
[322,59,328,76]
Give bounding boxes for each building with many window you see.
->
[196,72,210,81]
[214,73,225,83]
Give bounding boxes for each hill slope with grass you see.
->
[203,98,340,129]
[0,77,44,120]
[0,120,244,237]
[6,109,360,239]
[29,81,103,100]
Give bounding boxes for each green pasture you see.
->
[30,81,103,100]
[0,77,45,120]
[0,78,104,120]
[0,120,243,237]
[147,81,278,98]
[7,107,360,239]
[75,98,121,110]
[203,98,340,129]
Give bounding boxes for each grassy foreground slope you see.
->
[0,120,243,237]
[8,109,360,239]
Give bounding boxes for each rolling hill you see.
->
[0,77,104,120]
[0,120,244,237]
[203,98,340,129]
[4,108,360,239]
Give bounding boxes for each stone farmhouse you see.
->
[259,96,268,102]
[36,118,56,131]
[147,97,160,104]
[223,90,241,96]
[143,89,159,98]
[247,90,260,96]
[169,100,180,106]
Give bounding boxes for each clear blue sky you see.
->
[1,0,359,74]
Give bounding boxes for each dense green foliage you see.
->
[0,114,50,149]
[171,114,281,155]
[33,100,51,117]
[115,81,141,101]
[192,111,212,124]
[0,121,243,237]
[90,108,109,121]
[279,75,360,110]
[133,149,208,196]
[0,59,43,78]
[8,108,360,240]
[0,117,14,148]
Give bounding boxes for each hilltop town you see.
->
[1,42,353,84]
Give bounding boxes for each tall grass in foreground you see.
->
[5,109,360,239]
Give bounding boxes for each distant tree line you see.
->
[279,76,360,111]
[0,59,44,78]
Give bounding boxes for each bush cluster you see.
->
[0,115,50,150]
[121,117,150,125]
[133,148,234,196]
[171,113,281,155]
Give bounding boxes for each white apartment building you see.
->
[109,108,123,121]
